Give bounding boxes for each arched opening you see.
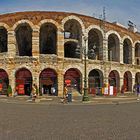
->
[88,69,103,95]
[64,19,82,59]
[88,29,103,60]
[108,34,120,62]
[108,70,120,94]
[39,68,57,96]
[0,27,7,53]
[0,69,9,95]
[135,43,140,65]
[40,23,57,54]
[64,41,79,58]
[123,39,132,64]
[64,68,82,94]
[123,71,132,92]
[135,72,140,85]
[15,68,32,95]
[15,23,32,56]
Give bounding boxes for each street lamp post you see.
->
[76,35,96,101]
[83,36,89,101]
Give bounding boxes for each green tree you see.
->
[7,85,12,97]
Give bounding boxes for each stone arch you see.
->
[134,42,140,65]
[0,26,8,53]
[39,68,58,96]
[86,25,104,36]
[15,22,32,56]
[88,69,103,95]
[39,22,57,55]
[12,19,34,31]
[108,70,120,93]
[38,19,60,30]
[107,33,120,62]
[122,35,133,45]
[106,30,121,41]
[0,23,10,31]
[63,65,83,74]
[87,27,103,60]
[62,15,85,32]
[15,67,32,96]
[134,40,140,46]
[123,37,133,64]
[64,68,82,94]
[123,71,132,92]
[62,16,85,60]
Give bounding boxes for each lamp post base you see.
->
[82,95,89,101]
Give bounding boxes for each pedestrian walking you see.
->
[13,89,18,97]
[51,86,55,95]
[136,83,140,97]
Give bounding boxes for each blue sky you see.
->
[0,0,140,30]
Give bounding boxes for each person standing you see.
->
[51,86,55,95]
[137,83,140,97]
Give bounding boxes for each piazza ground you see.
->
[0,102,140,140]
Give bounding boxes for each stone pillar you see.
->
[120,42,123,63]
[103,38,108,61]
[132,75,135,94]
[32,63,39,91]
[57,30,64,58]
[8,73,15,96]
[8,30,16,57]
[120,77,124,94]
[132,46,135,65]
[32,28,39,57]
[57,70,64,97]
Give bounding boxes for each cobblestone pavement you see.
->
[0,94,139,105]
[0,100,140,140]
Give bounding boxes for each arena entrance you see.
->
[0,69,9,95]
[64,68,82,94]
[15,68,32,96]
[39,68,57,96]
[108,70,120,95]
[123,71,132,92]
[88,69,103,95]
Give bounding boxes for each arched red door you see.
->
[124,71,132,92]
[64,68,82,94]
[15,68,32,95]
[88,69,103,95]
[0,69,9,95]
[108,70,120,96]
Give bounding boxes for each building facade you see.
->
[0,11,139,96]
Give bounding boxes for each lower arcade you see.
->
[0,67,139,96]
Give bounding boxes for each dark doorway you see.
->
[24,84,31,96]
[39,68,57,96]
[16,23,32,56]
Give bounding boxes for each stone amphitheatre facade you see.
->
[0,11,139,96]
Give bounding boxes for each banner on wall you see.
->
[18,84,24,94]
[104,87,108,95]
[109,86,113,95]
[0,84,2,92]
[65,79,71,86]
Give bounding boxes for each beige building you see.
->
[0,11,139,96]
